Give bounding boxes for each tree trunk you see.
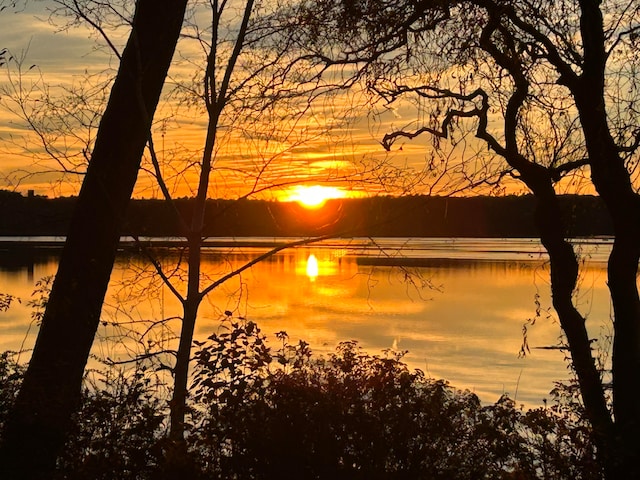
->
[574,2,640,476]
[530,184,616,477]
[576,102,640,477]
[502,148,616,474]
[169,235,202,444]
[0,1,187,478]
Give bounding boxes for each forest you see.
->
[0,189,613,238]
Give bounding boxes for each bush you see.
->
[0,351,25,433]
[55,365,168,480]
[0,318,601,479]
[188,318,601,479]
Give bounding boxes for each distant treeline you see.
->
[0,189,613,238]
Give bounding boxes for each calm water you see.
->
[0,237,613,407]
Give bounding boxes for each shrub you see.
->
[0,351,25,432]
[0,317,601,479]
[188,318,600,479]
[54,365,168,480]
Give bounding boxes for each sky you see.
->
[0,1,429,201]
[0,1,570,202]
[1,0,511,204]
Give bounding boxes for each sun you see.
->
[285,185,348,209]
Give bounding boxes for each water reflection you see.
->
[0,238,613,408]
[306,254,318,280]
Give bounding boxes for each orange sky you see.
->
[0,2,582,202]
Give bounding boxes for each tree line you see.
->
[0,189,613,238]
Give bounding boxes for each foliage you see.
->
[55,364,168,480]
[0,354,166,480]
[25,275,53,325]
[0,352,25,432]
[0,318,601,479]
[0,293,18,313]
[188,317,600,479]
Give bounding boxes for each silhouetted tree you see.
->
[97,2,415,458]
[1,0,406,469]
[0,0,188,477]
[290,1,640,477]
[127,0,345,452]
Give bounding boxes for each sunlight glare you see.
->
[285,185,348,209]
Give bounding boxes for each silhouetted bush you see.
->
[56,366,168,480]
[187,318,601,479]
[0,351,24,433]
[0,319,602,479]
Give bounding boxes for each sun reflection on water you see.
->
[306,254,319,281]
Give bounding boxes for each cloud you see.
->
[1,5,110,76]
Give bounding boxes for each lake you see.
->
[0,237,614,407]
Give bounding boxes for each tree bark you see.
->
[169,235,202,443]
[530,183,616,477]
[166,0,255,445]
[573,2,640,476]
[0,1,187,478]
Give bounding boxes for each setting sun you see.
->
[283,185,349,209]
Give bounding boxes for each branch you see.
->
[617,128,640,154]
[105,349,177,366]
[130,235,186,304]
[605,8,640,59]
[549,157,590,181]
[71,0,123,60]
[380,86,507,158]
[200,234,333,298]
[145,132,190,234]
[500,3,579,87]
